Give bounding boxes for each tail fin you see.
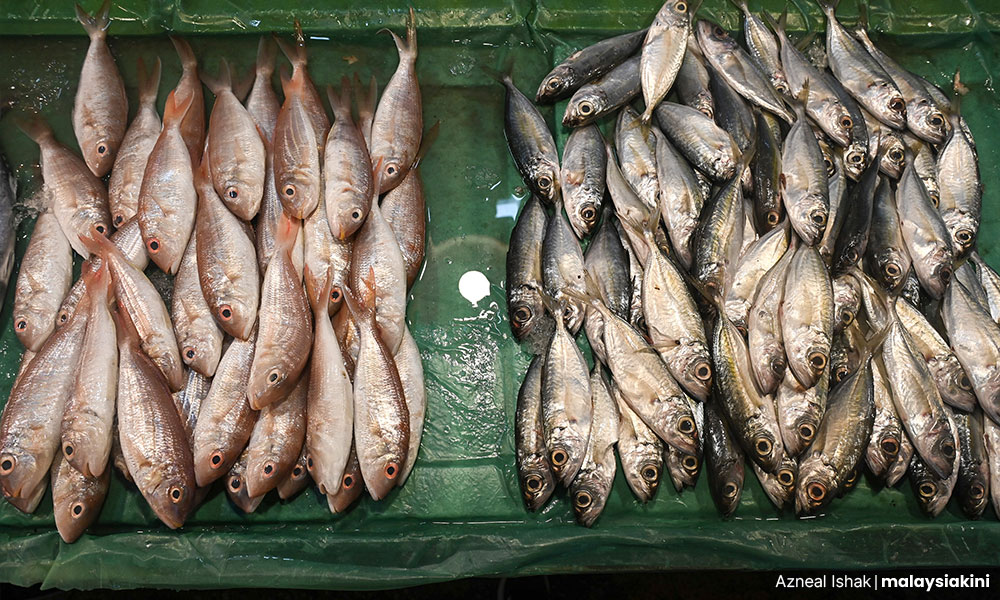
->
[304,265,332,316]
[163,89,194,127]
[817,0,841,17]
[354,73,377,150]
[412,121,440,169]
[83,258,112,306]
[341,268,377,323]
[275,21,308,70]
[256,36,277,78]
[327,79,353,122]
[275,213,301,258]
[16,114,55,146]
[761,11,787,44]
[137,57,162,108]
[170,36,198,72]
[380,8,418,63]
[75,0,111,40]
[727,0,750,14]
[233,64,255,103]
[200,58,232,97]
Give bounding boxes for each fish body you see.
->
[537,28,647,103]
[13,211,73,352]
[108,57,161,226]
[516,355,555,510]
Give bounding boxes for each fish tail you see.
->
[233,64,256,103]
[379,8,418,63]
[83,258,111,305]
[761,10,785,41]
[952,69,968,116]
[327,79,353,122]
[412,121,440,169]
[275,23,308,71]
[303,265,333,315]
[726,0,749,14]
[163,89,194,127]
[480,56,515,87]
[200,58,232,96]
[75,0,111,39]
[817,0,840,17]
[276,213,301,256]
[137,56,162,108]
[170,36,198,72]
[16,114,55,146]
[256,36,277,78]
[354,73,377,148]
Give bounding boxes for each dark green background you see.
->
[0,0,999,591]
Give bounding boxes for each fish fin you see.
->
[278,64,293,97]
[82,258,111,304]
[275,22,308,70]
[854,2,871,36]
[340,283,370,324]
[817,0,841,16]
[163,89,194,126]
[75,0,111,39]
[362,266,378,309]
[16,114,55,145]
[137,56,162,108]
[327,79,353,122]
[412,121,440,169]
[354,73,378,149]
[200,58,232,96]
[169,36,198,71]
[480,56,516,87]
[371,157,386,199]
[794,31,817,53]
[256,36,277,78]
[275,213,301,256]
[304,265,333,316]
[950,69,968,116]
[233,64,256,103]
[778,6,788,31]
[761,11,786,43]
[76,224,117,260]
[727,0,749,14]
[379,8,418,62]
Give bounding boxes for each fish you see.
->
[560,124,606,239]
[819,0,906,130]
[691,159,746,297]
[60,263,116,478]
[273,47,322,219]
[955,410,990,519]
[18,116,111,259]
[370,8,422,193]
[516,355,555,510]
[303,184,348,315]
[325,444,364,513]
[192,329,258,487]
[707,64,756,155]
[0,287,89,501]
[248,217,313,409]
[734,2,787,95]
[984,416,1000,519]
[615,107,658,214]
[275,22,330,153]
[570,365,619,527]
[725,222,789,333]
[305,271,354,495]
[171,230,224,378]
[382,122,436,289]
[80,229,185,391]
[832,272,861,334]
[348,195,407,353]
[605,142,654,267]
[638,0,690,123]
[276,444,311,501]
[935,101,981,257]
[194,160,259,341]
[114,306,196,529]
[0,138,12,316]
[73,0,128,177]
[752,455,797,509]
[137,89,197,274]
[542,208,587,335]
[782,244,833,389]
[866,356,905,481]
[830,319,863,383]
[108,57,161,227]
[614,380,663,503]
[324,78,373,240]
[562,55,641,128]
[768,12,852,147]
[246,37,280,142]
[821,71,870,180]
[750,109,784,232]
[13,210,73,352]
[51,450,109,543]
[942,281,1000,424]
[865,177,911,291]
[342,279,410,501]
[674,38,714,119]
[704,399,744,517]
[173,369,211,450]
[971,252,1000,325]
[395,327,426,485]
[775,357,828,459]
[909,413,960,517]
[896,153,954,299]
[257,148,306,275]
[653,128,703,269]
[780,93,829,246]
[203,59,266,220]
[583,213,631,366]
[507,197,553,354]
[169,37,206,161]
[747,244,794,395]
[225,446,263,514]
[537,28,647,103]
[695,20,794,124]
[901,135,939,207]
[862,110,905,179]
[830,160,879,276]
[796,350,875,515]
[665,441,701,493]
[245,373,307,498]
[500,71,559,203]
[654,101,739,182]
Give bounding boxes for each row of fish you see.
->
[504,0,997,525]
[0,1,430,542]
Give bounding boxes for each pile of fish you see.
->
[504,0,998,526]
[0,1,431,542]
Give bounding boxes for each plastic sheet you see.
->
[1,0,1000,590]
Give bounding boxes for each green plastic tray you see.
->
[1,0,1000,591]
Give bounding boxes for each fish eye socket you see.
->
[849,153,863,164]
[929,191,940,208]
[385,163,399,177]
[343,474,354,489]
[845,248,859,264]
[0,456,13,474]
[546,77,560,90]
[677,416,695,434]
[835,366,849,382]
[330,287,342,302]
[682,455,699,472]
[230,477,241,490]
[292,466,303,478]
[574,490,593,509]
[169,486,184,503]
[885,263,901,277]
[766,211,780,226]
[940,267,952,283]
[210,451,225,468]
[183,347,196,361]
[714,25,726,37]
[799,423,816,441]
[226,187,239,199]
[811,211,827,227]
[889,149,903,162]
[263,462,275,476]
[267,368,283,384]
[889,98,905,112]
[675,1,687,12]
[97,144,107,155]
[384,461,399,479]
[147,238,161,254]
[59,312,69,324]
[959,375,972,391]
[71,502,85,518]
[723,482,739,498]
[840,115,854,129]
[918,482,937,498]
[956,229,974,244]
[114,214,124,226]
[823,158,833,173]
[14,319,26,331]
[63,443,75,457]
[95,224,106,235]
[770,356,786,373]
[778,469,795,486]
[219,305,234,321]
[551,449,568,467]
[307,457,314,471]
[641,465,659,482]
[881,437,899,456]
[525,474,543,492]
[694,361,712,382]
[755,437,772,457]
[941,441,955,458]
[841,309,855,325]
[809,352,827,371]
[283,184,296,198]
[581,206,596,222]
[351,209,363,221]
[578,101,594,116]
[807,482,827,502]
[513,306,532,324]
[971,483,986,500]
[930,114,944,127]
[537,175,552,190]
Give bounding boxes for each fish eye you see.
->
[114,214,124,226]
[811,211,827,227]
[918,482,937,498]
[776,82,790,94]
[71,502,86,518]
[971,483,986,500]
[229,477,241,490]
[845,248,859,264]
[513,306,532,325]
[799,423,816,441]
[807,481,827,502]
[778,468,795,487]
[766,211,780,226]
[210,451,225,469]
[578,101,594,116]
[823,157,834,174]
[682,455,699,473]
[641,464,659,482]
[226,186,239,199]
[929,191,940,207]
[384,461,399,479]
[59,312,69,324]
[889,97,905,113]
[385,163,399,177]
[537,175,552,190]
[292,464,305,478]
[959,375,972,391]
[881,437,899,456]
[770,356,786,373]
[809,352,827,371]
[677,416,695,434]
[834,365,849,382]
[14,318,26,331]
[169,486,185,503]
[351,209,363,221]
[307,456,314,471]
[546,77,560,90]
[97,144,107,155]
[262,462,276,477]
[840,115,854,129]
[956,229,974,245]
[63,443,75,457]
[675,2,687,12]
[885,262,901,278]
[267,368,283,385]
[183,347,196,361]
[888,148,903,162]
[343,473,355,489]
[581,206,597,222]
[929,114,944,127]
[218,305,234,321]
[849,152,863,164]
[940,267,952,283]
[714,25,726,37]
[841,308,855,325]
[574,490,593,509]
[330,287,342,302]
[723,481,739,498]
[283,184,296,198]
[755,437,772,457]
[694,361,712,382]
[524,474,543,492]
[147,237,161,254]
[95,224,107,235]
[0,455,13,474]
[845,469,859,486]
[551,449,568,467]
[941,441,955,459]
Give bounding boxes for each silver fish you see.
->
[638,0,690,123]
[13,210,73,352]
[942,281,1000,424]
[583,214,631,365]
[614,381,663,503]
[500,73,559,203]
[507,195,553,353]
[171,230,224,378]
[896,154,954,299]
[108,57,161,227]
[725,222,789,333]
[675,38,714,119]
[562,55,641,128]
[570,365,619,527]
[516,355,555,511]
[51,450,109,543]
[536,28,647,103]
[896,297,976,412]
[782,244,834,389]
[542,208,587,335]
[615,107,658,212]
[561,125,606,239]
[780,99,829,246]
[654,101,739,182]
[734,1,787,95]
[866,356,906,481]
[704,399,744,517]
[748,245,794,395]
[653,127,703,268]
[935,106,981,257]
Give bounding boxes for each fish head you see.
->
[795,457,837,516]
[276,169,321,219]
[140,219,186,275]
[365,449,407,501]
[695,20,737,54]
[878,137,905,179]
[832,275,860,333]
[563,91,606,128]
[508,286,553,349]
[911,463,952,517]
[194,443,235,488]
[709,461,743,517]
[675,342,712,402]
[872,247,909,291]
[529,159,560,203]
[930,357,976,412]
[711,147,737,182]
[663,396,699,456]
[53,468,109,543]
[770,73,791,98]
[180,330,222,377]
[330,200,369,240]
[12,308,53,353]
[148,472,195,529]
[941,210,978,258]
[789,194,828,247]
[571,470,611,527]
[819,103,854,148]
[79,129,119,178]
[911,102,948,145]
[0,447,42,499]
[535,64,575,103]
[959,469,990,518]
[519,453,555,511]
[326,469,363,513]
[866,418,902,479]
[874,82,907,130]
[623,444,663,502]
[763,457,798,507]
[746,414,782,473]
[843,144,868,181]
[752,345,786,396]
[547,424,588,486]
[376,155,408,195]
[919,247,954,300]
[922,417,958,480]
[566,194,601,239]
